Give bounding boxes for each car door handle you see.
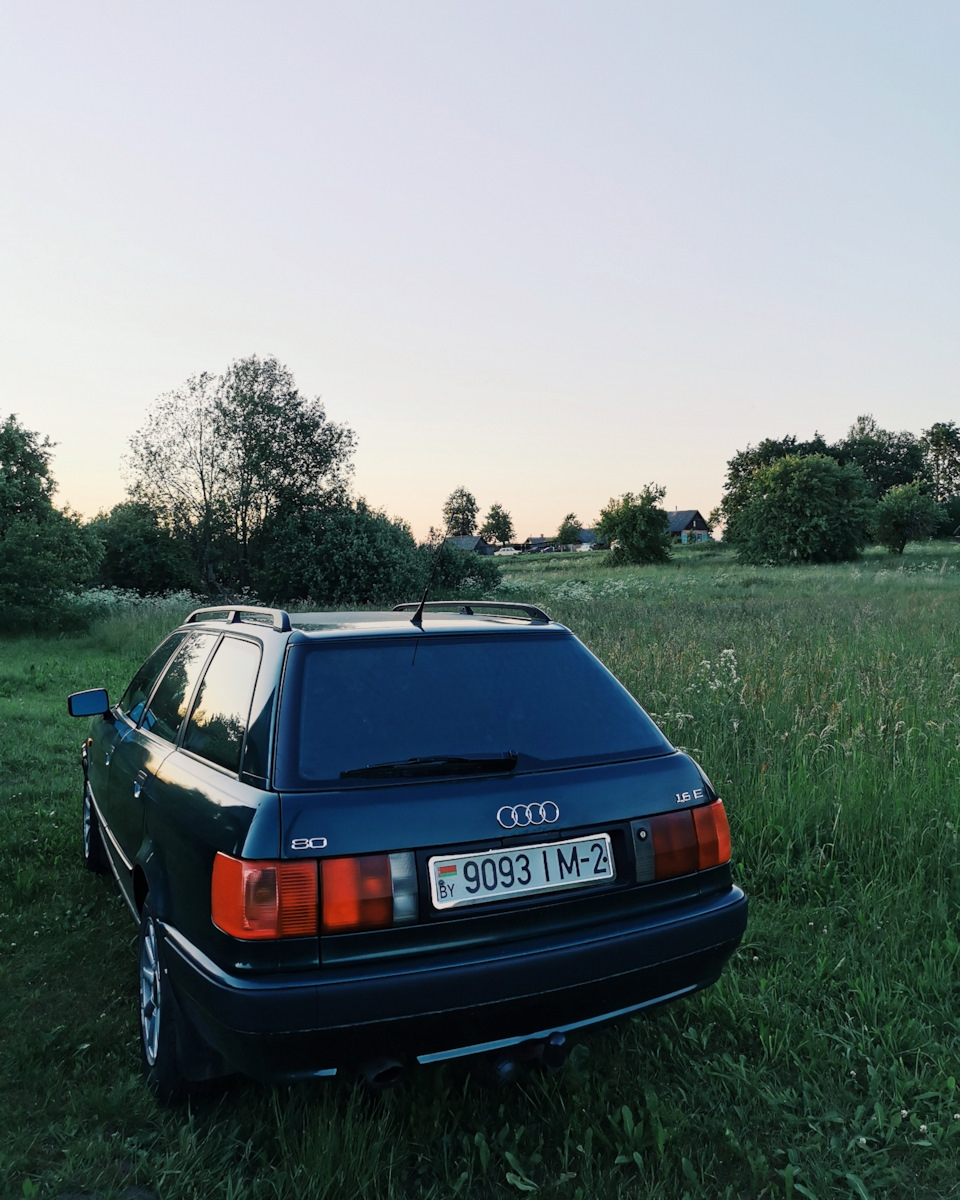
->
[133,770,147,799]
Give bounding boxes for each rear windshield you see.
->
[274,632,673,789]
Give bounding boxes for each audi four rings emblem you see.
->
[496,802,560,829]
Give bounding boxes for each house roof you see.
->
[666,510,706,534]
[576,529,597,543]
[445,535,486,551]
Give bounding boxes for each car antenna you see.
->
[411,519,453,627]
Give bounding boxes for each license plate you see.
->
[428,834,615,910]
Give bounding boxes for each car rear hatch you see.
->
[270,628,736,963]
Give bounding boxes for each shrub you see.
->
[725,454,874,565]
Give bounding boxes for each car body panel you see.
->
[279,752,708,861]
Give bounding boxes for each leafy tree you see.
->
[0,415,101,628]
[725,454,873,565]
[0,512,101,628]
[596,485,672,565]
[0,414,57,532]
[873,483,943,554]
[126,357,355,592]
[556,513,581,545]
[834,415,926,498]
[441,487,479,537]
[939,495,960,536]
[722,417,927,522]
[125,371,227,588]
[479,503,514,546]
[88,501,195,594]
[218,356,355,584]
[255,501,425,607]
[921,421,960,502]
[722,432,832,521]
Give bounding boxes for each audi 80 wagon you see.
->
[68,601,747,1100]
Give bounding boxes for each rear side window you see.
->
[183,636,262,773]
[140,634,216,744]
[275,632,674,788]
[119,633,187,723]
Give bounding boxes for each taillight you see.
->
[320,852,418,933]
[693,799,732,869]
[640,800,732,882]
[651,810,700,879]
[211,853,318,939]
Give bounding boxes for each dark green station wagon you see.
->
[68,601,747,1101]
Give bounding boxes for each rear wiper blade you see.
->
[340,752,519,779]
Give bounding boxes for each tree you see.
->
[0,414,57,533]
[724,454,873,565]
[126,357,355,592]
[88,501,195,594]
[721,418,928,523]
[834,414,926,497]
[218,355,355,584]
[556,513,581,546]
[441,487,479,537]
[873,482,942,554]
[255,500,425,607]
[0,415,101,627]
[596,485,672,565]
[722,432,832,521]
[921,421,960,502]
[479,502,514,546]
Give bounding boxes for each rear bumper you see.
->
[163,887,747,1081]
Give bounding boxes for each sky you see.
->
[2,1,958,541]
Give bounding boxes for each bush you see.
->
[873,482,943,554]
[254,503,427,607]
[0,512,102,631]
[725,454,874,565]
[428,543,501,597]
[88,501,195,594]
[596,486,672,566]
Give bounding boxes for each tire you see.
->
[82,780,110,874]
[138,900,190,1104]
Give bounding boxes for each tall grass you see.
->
[2,547,958,1198]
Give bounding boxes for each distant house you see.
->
[666,510,711,544]
[574,529,599,549]
[444,535,496,555]
[522,535,556,553]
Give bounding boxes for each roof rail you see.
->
[185,605,292,632]
[392,600,551,623]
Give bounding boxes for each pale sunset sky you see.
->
[2,2,957,540]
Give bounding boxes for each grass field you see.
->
[2,545,959,1199]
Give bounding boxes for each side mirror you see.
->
[67,688,112,717]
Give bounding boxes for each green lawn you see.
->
[2,547,958,1199]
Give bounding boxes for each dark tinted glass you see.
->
[183,637,262,773]
[141,634,216,744]
[275,633,673,788]
[119,633,187,724]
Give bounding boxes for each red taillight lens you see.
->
[211,853,318,939]
[321,855,393,932]
[651,811,699,879]
[693,799,732,869]
[646,800,732,881]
